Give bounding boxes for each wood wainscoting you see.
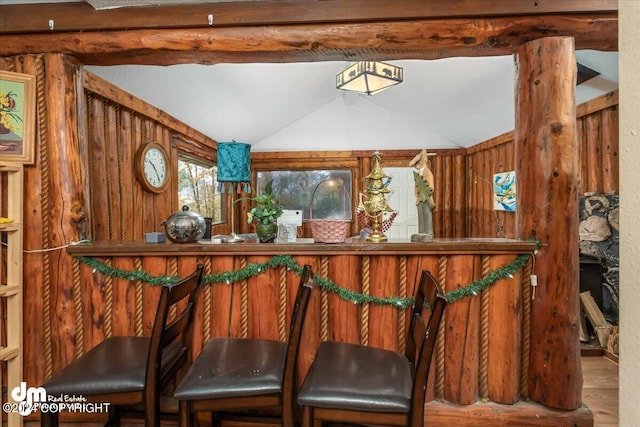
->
[44,237,597,426]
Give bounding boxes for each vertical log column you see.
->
[515,37,582,409]
[44,54,90,371]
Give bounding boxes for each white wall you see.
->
[619,1,640,424]
[252,94,454,152]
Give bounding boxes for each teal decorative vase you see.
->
[256,222,277,242]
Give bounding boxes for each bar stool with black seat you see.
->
[174,264,315,427]
[41,263,205,427]
[297,269,446,427]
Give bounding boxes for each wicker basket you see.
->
[309,179,351,243]
[309,219,351,243]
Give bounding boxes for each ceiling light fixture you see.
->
[336,61,403,96]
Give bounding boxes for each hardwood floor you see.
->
[582,355,619,426]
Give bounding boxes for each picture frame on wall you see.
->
[493,171,516,212]
[0,70,36,165]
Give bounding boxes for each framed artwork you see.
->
[493,171,516,212]
[0,70,36,164]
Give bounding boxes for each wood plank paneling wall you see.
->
[466,91,619,238]
[82,71,218,241]
[578,92,620,194]
[85,93,175,240]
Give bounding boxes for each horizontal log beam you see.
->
[0,0,617,34]
[0,15,617,66]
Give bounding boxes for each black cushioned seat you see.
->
[41,264,204,427]
[297,270,447,427]
[297,341,412,413]
[44,337,182,396]
[174,337,287,400]
[175,264,315,427]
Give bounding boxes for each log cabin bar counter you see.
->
[66,237,593,426]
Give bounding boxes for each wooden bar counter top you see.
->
[67,237,537,256]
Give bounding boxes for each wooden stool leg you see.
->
[313,411,322,427]
[301,406,311,427]
[40,411,58,427]
[179,400,191,427]
[104,404,120,427]
[211,410,222,427]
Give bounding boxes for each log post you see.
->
[44,54,90,370]
[515,37,582,409]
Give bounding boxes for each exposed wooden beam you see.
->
[0,15,617,66]
[0,0,617,34]
[83,0,272,11]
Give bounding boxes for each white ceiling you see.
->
[86,51,618,151]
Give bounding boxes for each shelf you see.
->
[0,285,20,297]
[0,222,20,232]
[0,163,23,427]
[0,164,21,172]
[0,346,20,361]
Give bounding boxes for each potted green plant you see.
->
[244,184,283,240]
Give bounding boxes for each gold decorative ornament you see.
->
[357,151,396,242]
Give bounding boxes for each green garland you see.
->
[77,251,535,308]
[444,253,530,301]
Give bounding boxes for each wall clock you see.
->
[135,142,171,193]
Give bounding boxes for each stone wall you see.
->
[579,194,619,323]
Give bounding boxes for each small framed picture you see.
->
[493,171,516,212]
[277,222,298,243]
[0,70,36,165]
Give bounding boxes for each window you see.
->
[178,156,226,223]
[256,169,352,220]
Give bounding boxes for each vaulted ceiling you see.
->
[85,51,618,151]
[3,0,620,150]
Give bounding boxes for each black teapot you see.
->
[161,206,206,243]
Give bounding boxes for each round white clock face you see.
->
[143,147,168,188]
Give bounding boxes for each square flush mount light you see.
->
[336,61,403,96]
